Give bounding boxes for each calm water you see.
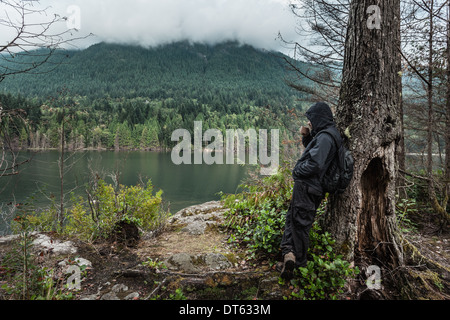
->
[0,151,250,235]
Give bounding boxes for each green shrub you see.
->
[222,164,293,258]
[286,221,359,300]
[222,164,358,300]
[396,197,418,233]
[27,179,168,242]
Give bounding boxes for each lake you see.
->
[0,151,250,235]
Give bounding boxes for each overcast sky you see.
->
[15,0,301,53]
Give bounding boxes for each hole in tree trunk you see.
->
[358,157,391,266]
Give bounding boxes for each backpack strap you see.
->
[318,128,342,149]
[317,128,342,181]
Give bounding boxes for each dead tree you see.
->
[321,1,405,296]
[0,0,87,179]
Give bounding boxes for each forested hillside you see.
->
[0,41,308,150]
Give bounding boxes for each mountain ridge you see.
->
[0,41,304,105]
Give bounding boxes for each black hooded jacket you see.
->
[293,102,341,196]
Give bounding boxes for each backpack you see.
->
[320,129,354,194]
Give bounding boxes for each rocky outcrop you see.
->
[168,201,227,235]
[0,233,78,255]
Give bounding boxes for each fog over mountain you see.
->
[0,0,301,53]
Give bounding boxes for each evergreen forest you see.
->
[0,41,309,151]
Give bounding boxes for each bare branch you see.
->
[0,0,90,81]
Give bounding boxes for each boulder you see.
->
[204,253,232,270]
[165,252,232,273]
[169,201,227,236]
[166,253,200,273]
[32,234,77,255]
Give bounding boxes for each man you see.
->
[279,102,342,280]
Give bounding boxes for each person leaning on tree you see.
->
[279,102,342,281]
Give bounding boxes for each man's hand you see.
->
[300,126,310,137]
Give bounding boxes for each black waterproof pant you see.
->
[281,181,323,268]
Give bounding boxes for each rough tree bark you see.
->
[321,0,404,273]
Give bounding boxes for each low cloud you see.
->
[41,0,299,51]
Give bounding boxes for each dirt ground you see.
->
[0,201,449,300]
[0,201,279,300]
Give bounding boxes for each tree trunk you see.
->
[445,2,450,213]
[440,2,450,223]
[422,0,450,224]
[426,0,436,199]
[59,118,65,230]
[397,97,407,199]
[321,0,404,271]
